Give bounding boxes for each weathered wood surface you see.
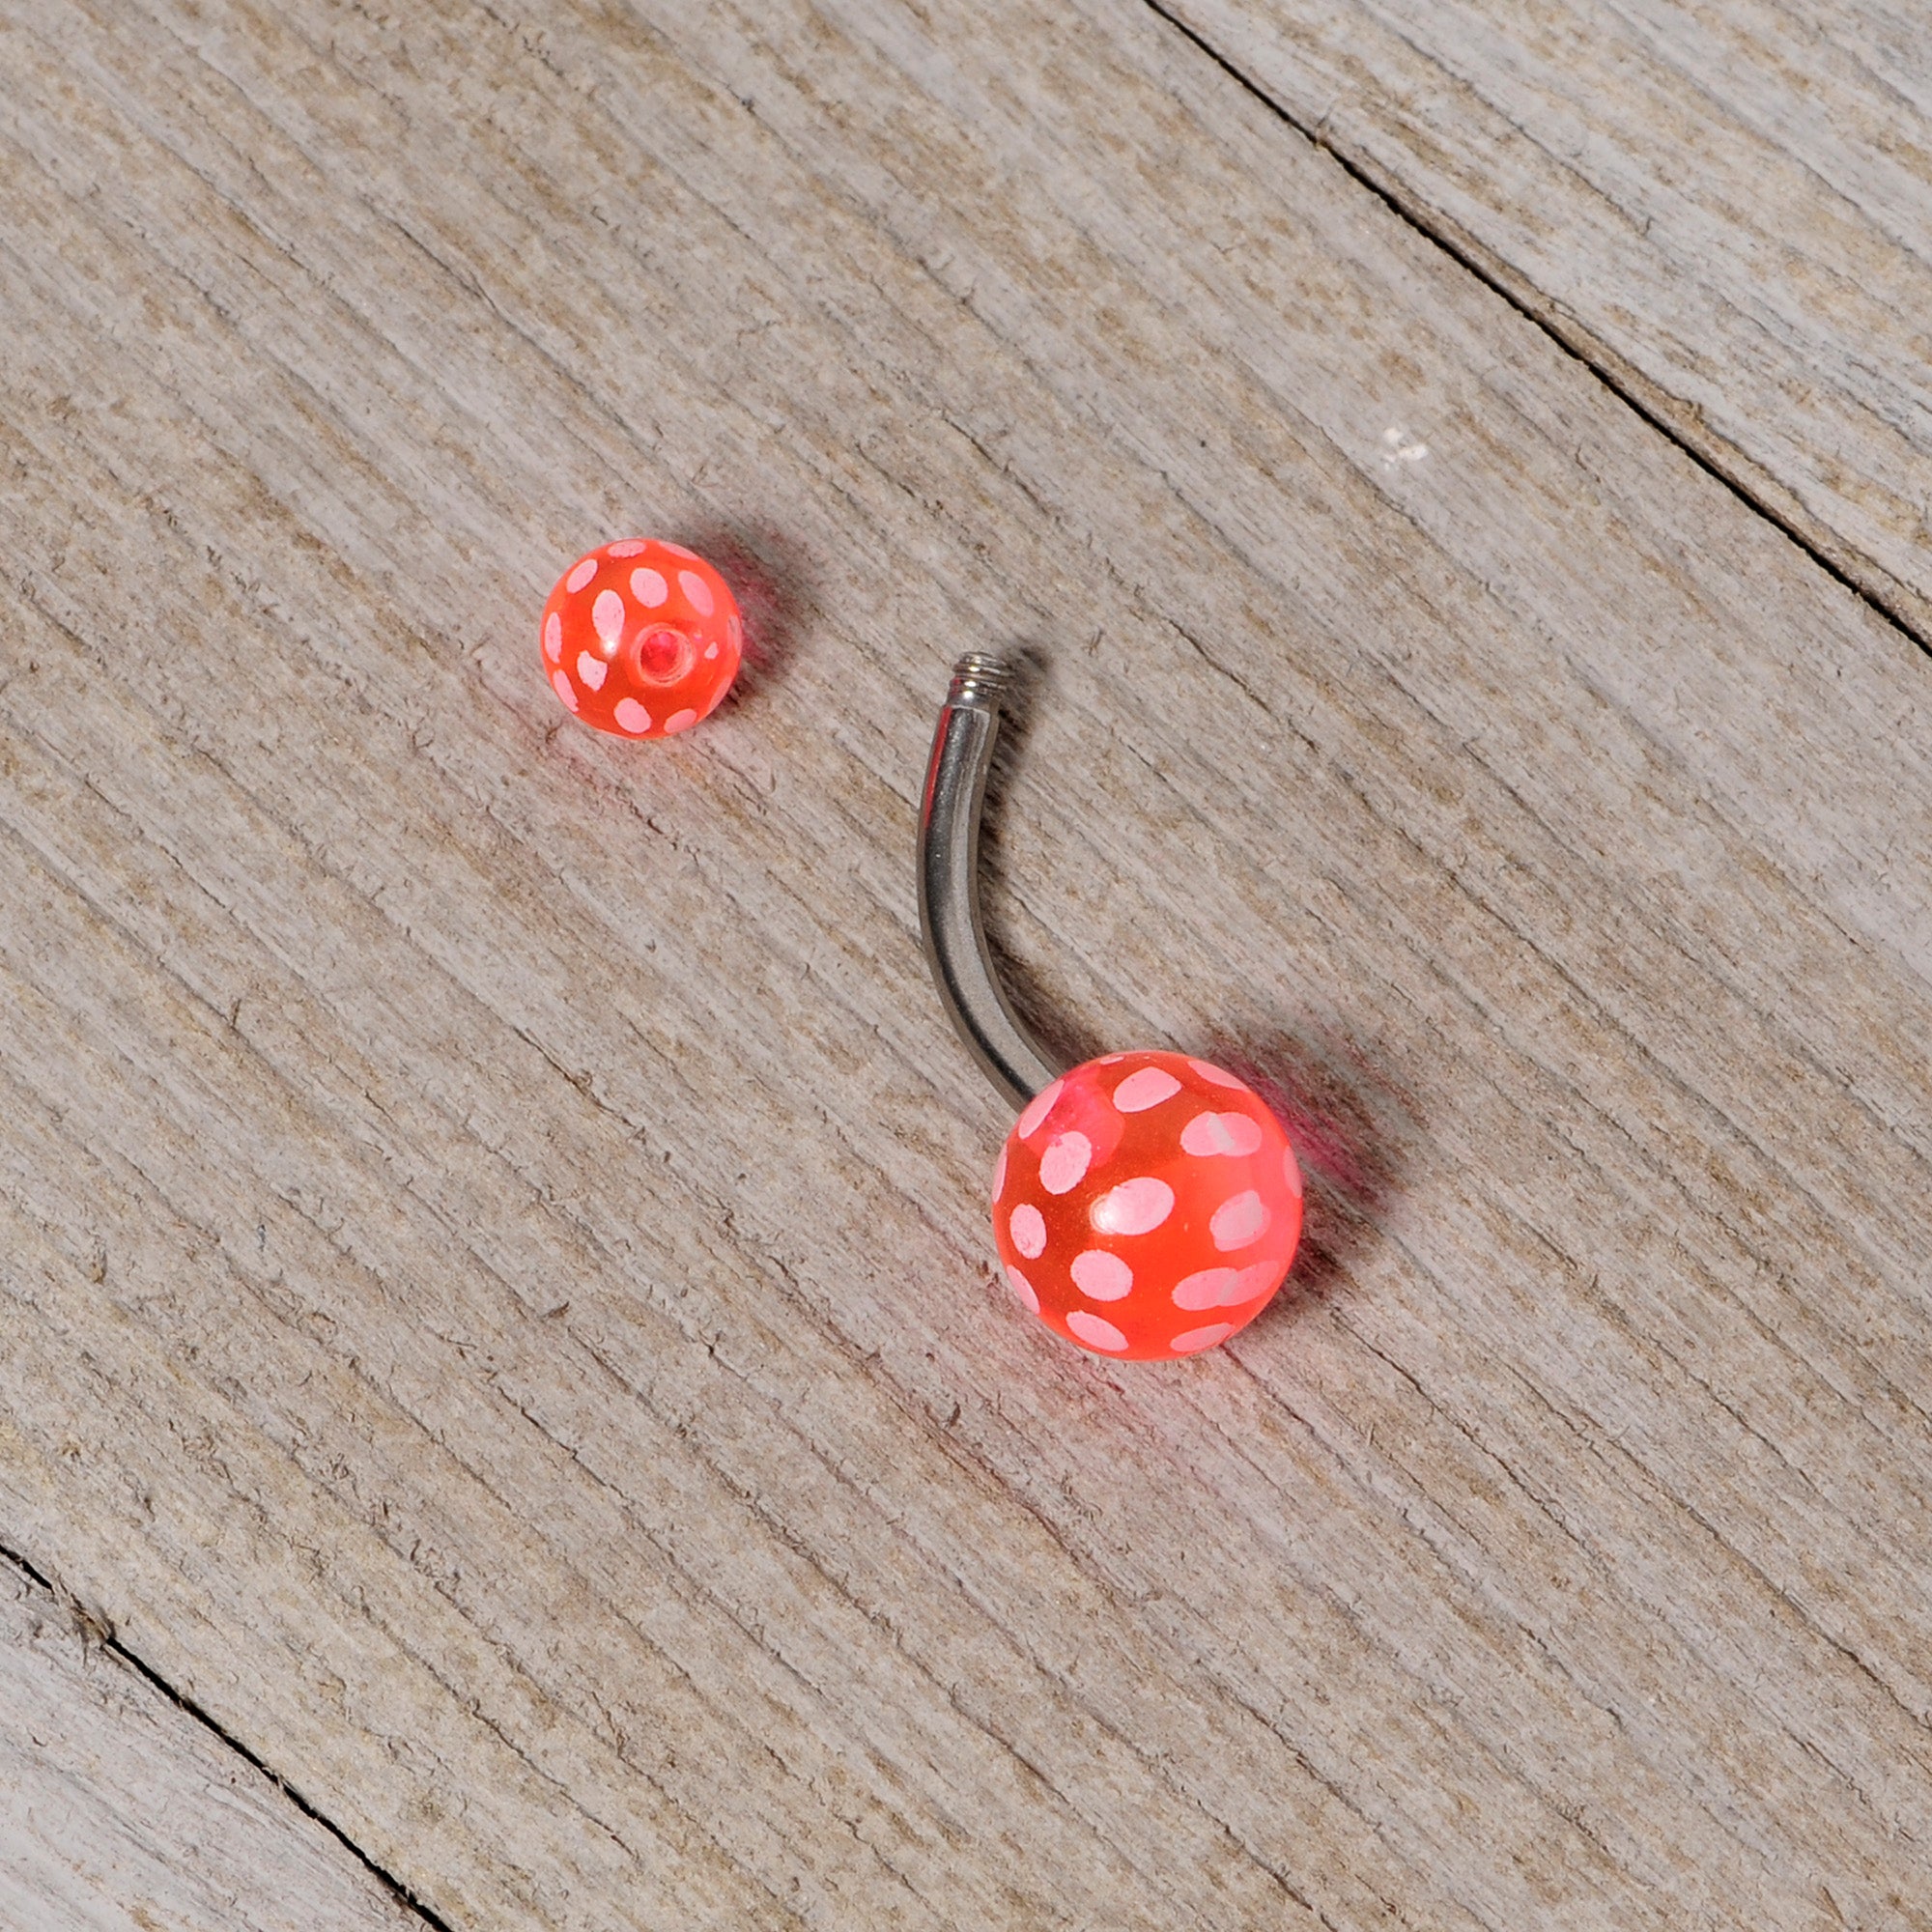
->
[0,1,1928,1928]
[0,1551,424,1932]
[1163,0,1932,641]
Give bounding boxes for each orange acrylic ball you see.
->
[990,1050,1303,1360]
[541,540,742,738]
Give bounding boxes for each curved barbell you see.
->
[916,654,1304,1360]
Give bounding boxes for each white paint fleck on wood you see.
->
[0,0,1927,1928]
[0,1554,422,1932]
[1167,0,1932,639]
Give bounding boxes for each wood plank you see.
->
[0,0,1927,1927]
[1156,0,1932,640]
[0,1551,425,1932]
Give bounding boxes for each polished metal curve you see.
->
[918,654,1066,1111]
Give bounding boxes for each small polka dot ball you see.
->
[541,540,742,739]
[992,1050,1303,1360]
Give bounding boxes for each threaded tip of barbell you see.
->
[948,652,1012,707]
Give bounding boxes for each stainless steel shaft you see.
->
[917,654,1065,1111]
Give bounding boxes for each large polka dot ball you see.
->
[992,1050,1303,1360]
[541,540,742,739]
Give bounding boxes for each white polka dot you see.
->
[1235,1260,1283,1301]
[613,697,652,734]
[664,708,699,734]
[592,588,626,645]
[1283,1145,1304,1201]
[662,542,699,561]
[543,611,563,663]
[678,569,715,616]
[565,556,599,593]
[727,614,743,650]
[1172,1266,1239,1311]
[607,539,647,557]
[1015,1078,1063,1140]
[550,668,578,711]
[1210,1190,1269,1251]
[1097,1053,1129,1065]
[1039,1131,1092,1195]
[1066,1311,1128,1352]
[576,651,608,691]
[1189,1058,1248,1091]
[1091,1177,1174,1236]
[1180,1111,1264,1157]
[1009,1204,1046,1259]
[1171,1321,1236,1354]
[1005,1264,1038,1314]
[704,640,720,660]
[630,567,668,608]
[991,1145,1009,1202]
[1114,1066,1181,1113]
[1070,1250,1132,1300]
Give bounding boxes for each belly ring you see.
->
[920,655,1304,1359]
[542,540,743,737]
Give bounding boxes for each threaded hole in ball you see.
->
[635,625,694,684]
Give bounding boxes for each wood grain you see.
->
[1159,0,1932,640]
[0,0,1927,1926]
[0,1551,424,1932]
